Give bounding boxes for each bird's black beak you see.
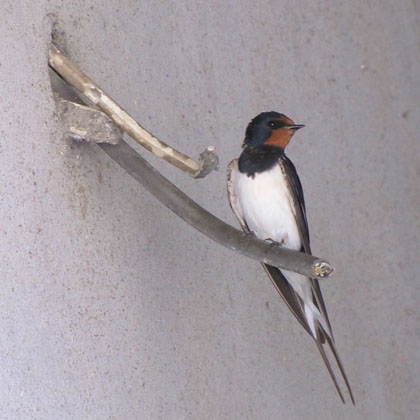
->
[287,124,305,131]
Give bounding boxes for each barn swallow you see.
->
[227,111,354,404]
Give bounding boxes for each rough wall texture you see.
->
[1,1,419,419]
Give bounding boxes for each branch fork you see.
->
[48,43,334,280]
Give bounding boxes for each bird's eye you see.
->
[268,121,276,128]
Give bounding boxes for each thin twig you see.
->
[48,45,217,178]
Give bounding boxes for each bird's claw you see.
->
[264,238,284,252]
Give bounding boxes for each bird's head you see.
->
[243,111,304,150]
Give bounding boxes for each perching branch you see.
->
[48,42,334,279]
[99,140,334,279]
[48,45,218,178]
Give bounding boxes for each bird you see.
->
[227,111,354,404]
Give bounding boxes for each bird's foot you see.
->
[265,234,288,248]
[264,237,287,252]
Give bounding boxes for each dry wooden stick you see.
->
[48,45,217,178]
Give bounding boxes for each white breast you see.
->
[236,165,301,251]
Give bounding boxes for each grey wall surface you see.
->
[1,1,419,419]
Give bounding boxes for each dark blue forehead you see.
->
[249,111,287,126]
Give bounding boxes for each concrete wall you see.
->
[1,1,419,419]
